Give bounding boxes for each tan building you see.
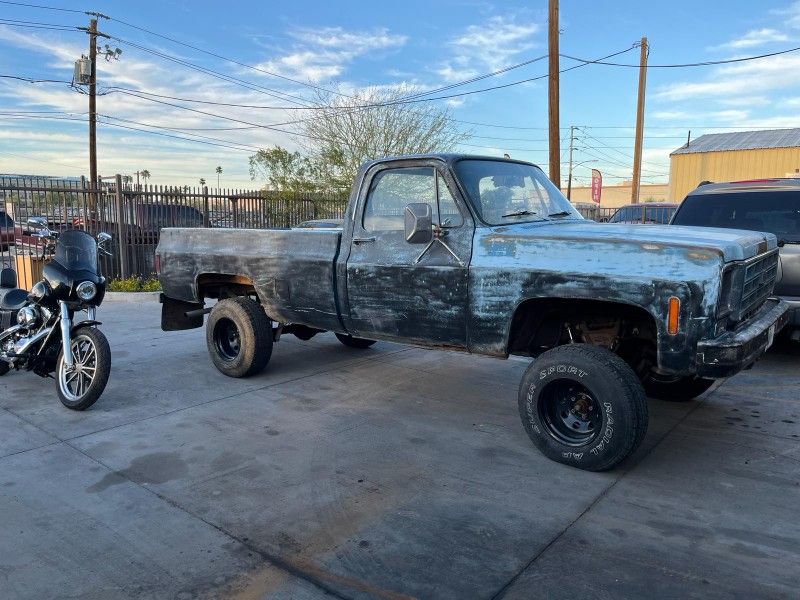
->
[568,181,669,209]
[669,128,800,201]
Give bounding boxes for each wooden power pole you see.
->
[631,36,648,204]
[548,0,561,189]
[88,17,98,212]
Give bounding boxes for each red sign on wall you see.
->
[591,169,603,204]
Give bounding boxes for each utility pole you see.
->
[566,125,575,200]
[88,17,98,213]
[77,13,116,213]
[631,36,648,204]
[548,0,561,189]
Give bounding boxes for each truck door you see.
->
[345,163,473,346]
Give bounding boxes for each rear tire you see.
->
[643,373,714,401]
[335,333,376,349]
[56,327,111,411]
[206,297,273,378]
[518,344,648,471]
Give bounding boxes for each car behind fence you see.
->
[1,175,348,283]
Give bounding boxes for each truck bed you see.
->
[157,227,344,331]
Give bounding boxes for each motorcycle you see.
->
[0,218,113,410]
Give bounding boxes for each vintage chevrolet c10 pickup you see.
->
[156,154,788,471]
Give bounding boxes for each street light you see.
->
[567,160,598,200]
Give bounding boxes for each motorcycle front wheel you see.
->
[56,327,111,410]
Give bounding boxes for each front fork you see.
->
[59,303,97,370]
[59,301,73,369]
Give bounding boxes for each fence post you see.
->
[203,186,209,227]
[114,174,129,279]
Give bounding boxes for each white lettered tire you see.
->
[518,344,648,471]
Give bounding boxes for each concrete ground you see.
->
[1,298,798,600]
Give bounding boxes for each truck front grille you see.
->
[734,251,779,322]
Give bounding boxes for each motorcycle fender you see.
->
[71,320,102,333]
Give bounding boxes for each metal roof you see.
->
[671,128,800,155]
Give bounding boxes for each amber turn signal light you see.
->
[667,297,680,335]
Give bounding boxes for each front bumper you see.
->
[783,297,800,328]
[695,298,789,378]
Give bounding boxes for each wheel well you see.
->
[197,273,256,300]
[507,298,658,372]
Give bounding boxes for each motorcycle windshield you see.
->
[53,229,98,273]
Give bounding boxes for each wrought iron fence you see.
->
[0,175,348,285]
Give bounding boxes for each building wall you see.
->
[568,183,669,208]
[669,147,800,201]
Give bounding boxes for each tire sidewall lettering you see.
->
[524,362,615,460]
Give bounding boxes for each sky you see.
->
[1,0,800,188]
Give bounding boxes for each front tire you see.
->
[206,297,273,378]
[335,333,376,349]
[56,327,111,411]
[643,373,714,401]
[518,344,648,471]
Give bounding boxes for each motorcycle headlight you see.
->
[16,307,39,327]
[76,281,97,301]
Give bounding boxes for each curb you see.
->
[104,291,161,302]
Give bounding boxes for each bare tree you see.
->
[250,85,468,193]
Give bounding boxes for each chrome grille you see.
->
[734,251,779,322]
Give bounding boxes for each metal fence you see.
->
[1,175,348,284]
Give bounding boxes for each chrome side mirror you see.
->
[97,232,113,256]
[404,203,433,244]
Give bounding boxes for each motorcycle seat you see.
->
[0,288,28,311]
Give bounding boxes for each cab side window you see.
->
[363,167,463,232]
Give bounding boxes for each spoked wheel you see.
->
[56,327,111,411]
[539,381,602,447]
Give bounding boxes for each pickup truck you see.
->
[156,154,789,471]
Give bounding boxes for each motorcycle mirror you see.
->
[26,216,48,230]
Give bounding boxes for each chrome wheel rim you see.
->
[58,334,98,402]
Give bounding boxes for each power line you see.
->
[0,74,72,84]
[0,0,84,13]
[562,44,800,68]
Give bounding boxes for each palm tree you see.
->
[199,178,206,186]
[215,165,222,187]
[140,169,151,185]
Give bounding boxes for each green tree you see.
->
[199,178,206,186]
[215,165,222,187]
[249,146,322,193]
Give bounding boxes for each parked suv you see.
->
[671,179,800,340]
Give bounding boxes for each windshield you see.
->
[54,229,98,273]
[673,191,800,242]
[454,159,582,225]
[609,205,676,224]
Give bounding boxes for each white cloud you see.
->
[436,16,540,83]
[716,28,789,50]
[254,26,407,83]
[772,1,800,29]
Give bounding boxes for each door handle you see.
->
[352,236,376,244]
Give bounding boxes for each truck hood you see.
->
[492,220,777,262]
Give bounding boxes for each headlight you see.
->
[17,307,39,327]
[76,281,97,301]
